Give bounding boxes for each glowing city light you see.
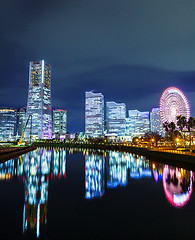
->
[159,87,190,124]
[162,165,193,208]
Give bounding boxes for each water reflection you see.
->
[163,165,193,208]
[84,150,194,209]
[0,148,194,238]
[0,148,66,238]
[22,149,51,238]
[107,151,127,188]
[85,151,105,199]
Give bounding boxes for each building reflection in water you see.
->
[163,165,193,208]
[84,150,194,208]
[21,149,51,238]
[0,159,15,180]
[127,154,152,179]
[85,150,105,199]
[0,148,66,238]
[0,148,194,237]
[107,151,127,188]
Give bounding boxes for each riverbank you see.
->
[0,145,37,163]
[34,141,195,168]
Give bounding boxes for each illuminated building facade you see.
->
[0,108,16,140]
[106,102,126,136]
[26,60,52,139]
[150,108,164,135]
[125,110,150,136]
[16,107,26,139]
[53,109,67,139]
[85,91,104,138]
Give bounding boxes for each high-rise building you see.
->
[16,107,26,139]
[125,110,150,136]
[85,91,104,138]
[0,108,16,141]
[25,60,52,139]
[53,109,67,139]
[150,108,164,135]
[106,101,126,136]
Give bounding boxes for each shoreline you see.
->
[0,145,37,163]
[34,142,195,170]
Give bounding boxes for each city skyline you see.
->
[1,2,195,239]
[0,1,195,132]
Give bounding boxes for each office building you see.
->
[106,101,126,136]
[0,108,16,141]
[85,91,104,138]
[53,109,67,139]
[150,108,164,135]
[125,110,150,136]
[25,60,52,139]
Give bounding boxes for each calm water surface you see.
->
[0,147,195,239]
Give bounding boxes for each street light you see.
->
[176,138,180,147]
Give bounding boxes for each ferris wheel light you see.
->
[159,87,190,124]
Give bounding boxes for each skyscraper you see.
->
[85,91,104,138]
[0,108,16,141]
[106,101,126,136]
[25,60,52,139]
[53,109,67,139]
[125,110,150,136]
[150,108,164,135]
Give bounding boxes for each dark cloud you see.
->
[0,0,195,132]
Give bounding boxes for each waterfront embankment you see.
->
[0,145,37,163]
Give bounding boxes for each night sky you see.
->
[0,0,195,132]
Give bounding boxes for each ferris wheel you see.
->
[159,87,190,124]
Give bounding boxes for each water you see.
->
[0,147,195,239]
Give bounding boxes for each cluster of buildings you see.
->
[0,60,67,141]
[0,60,192,141]
[85,91,163,140]
[1,148,192,238]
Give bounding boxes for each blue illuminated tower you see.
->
[125,110,150,136]
[106,101,126,136]
[85,91,104,138]
[150,108,164,135]
[25,60,52,139]
[53,109,67,139]
[0,107,16,140]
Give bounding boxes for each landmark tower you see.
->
[26,60,52,139]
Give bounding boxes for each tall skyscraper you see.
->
[85,91,104,138]
[25,60,52,139]
[125,110,150,136]
[0,108,16,141]
[106,101,126,136]
[53,109,67,139]
[150,108,164,135]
